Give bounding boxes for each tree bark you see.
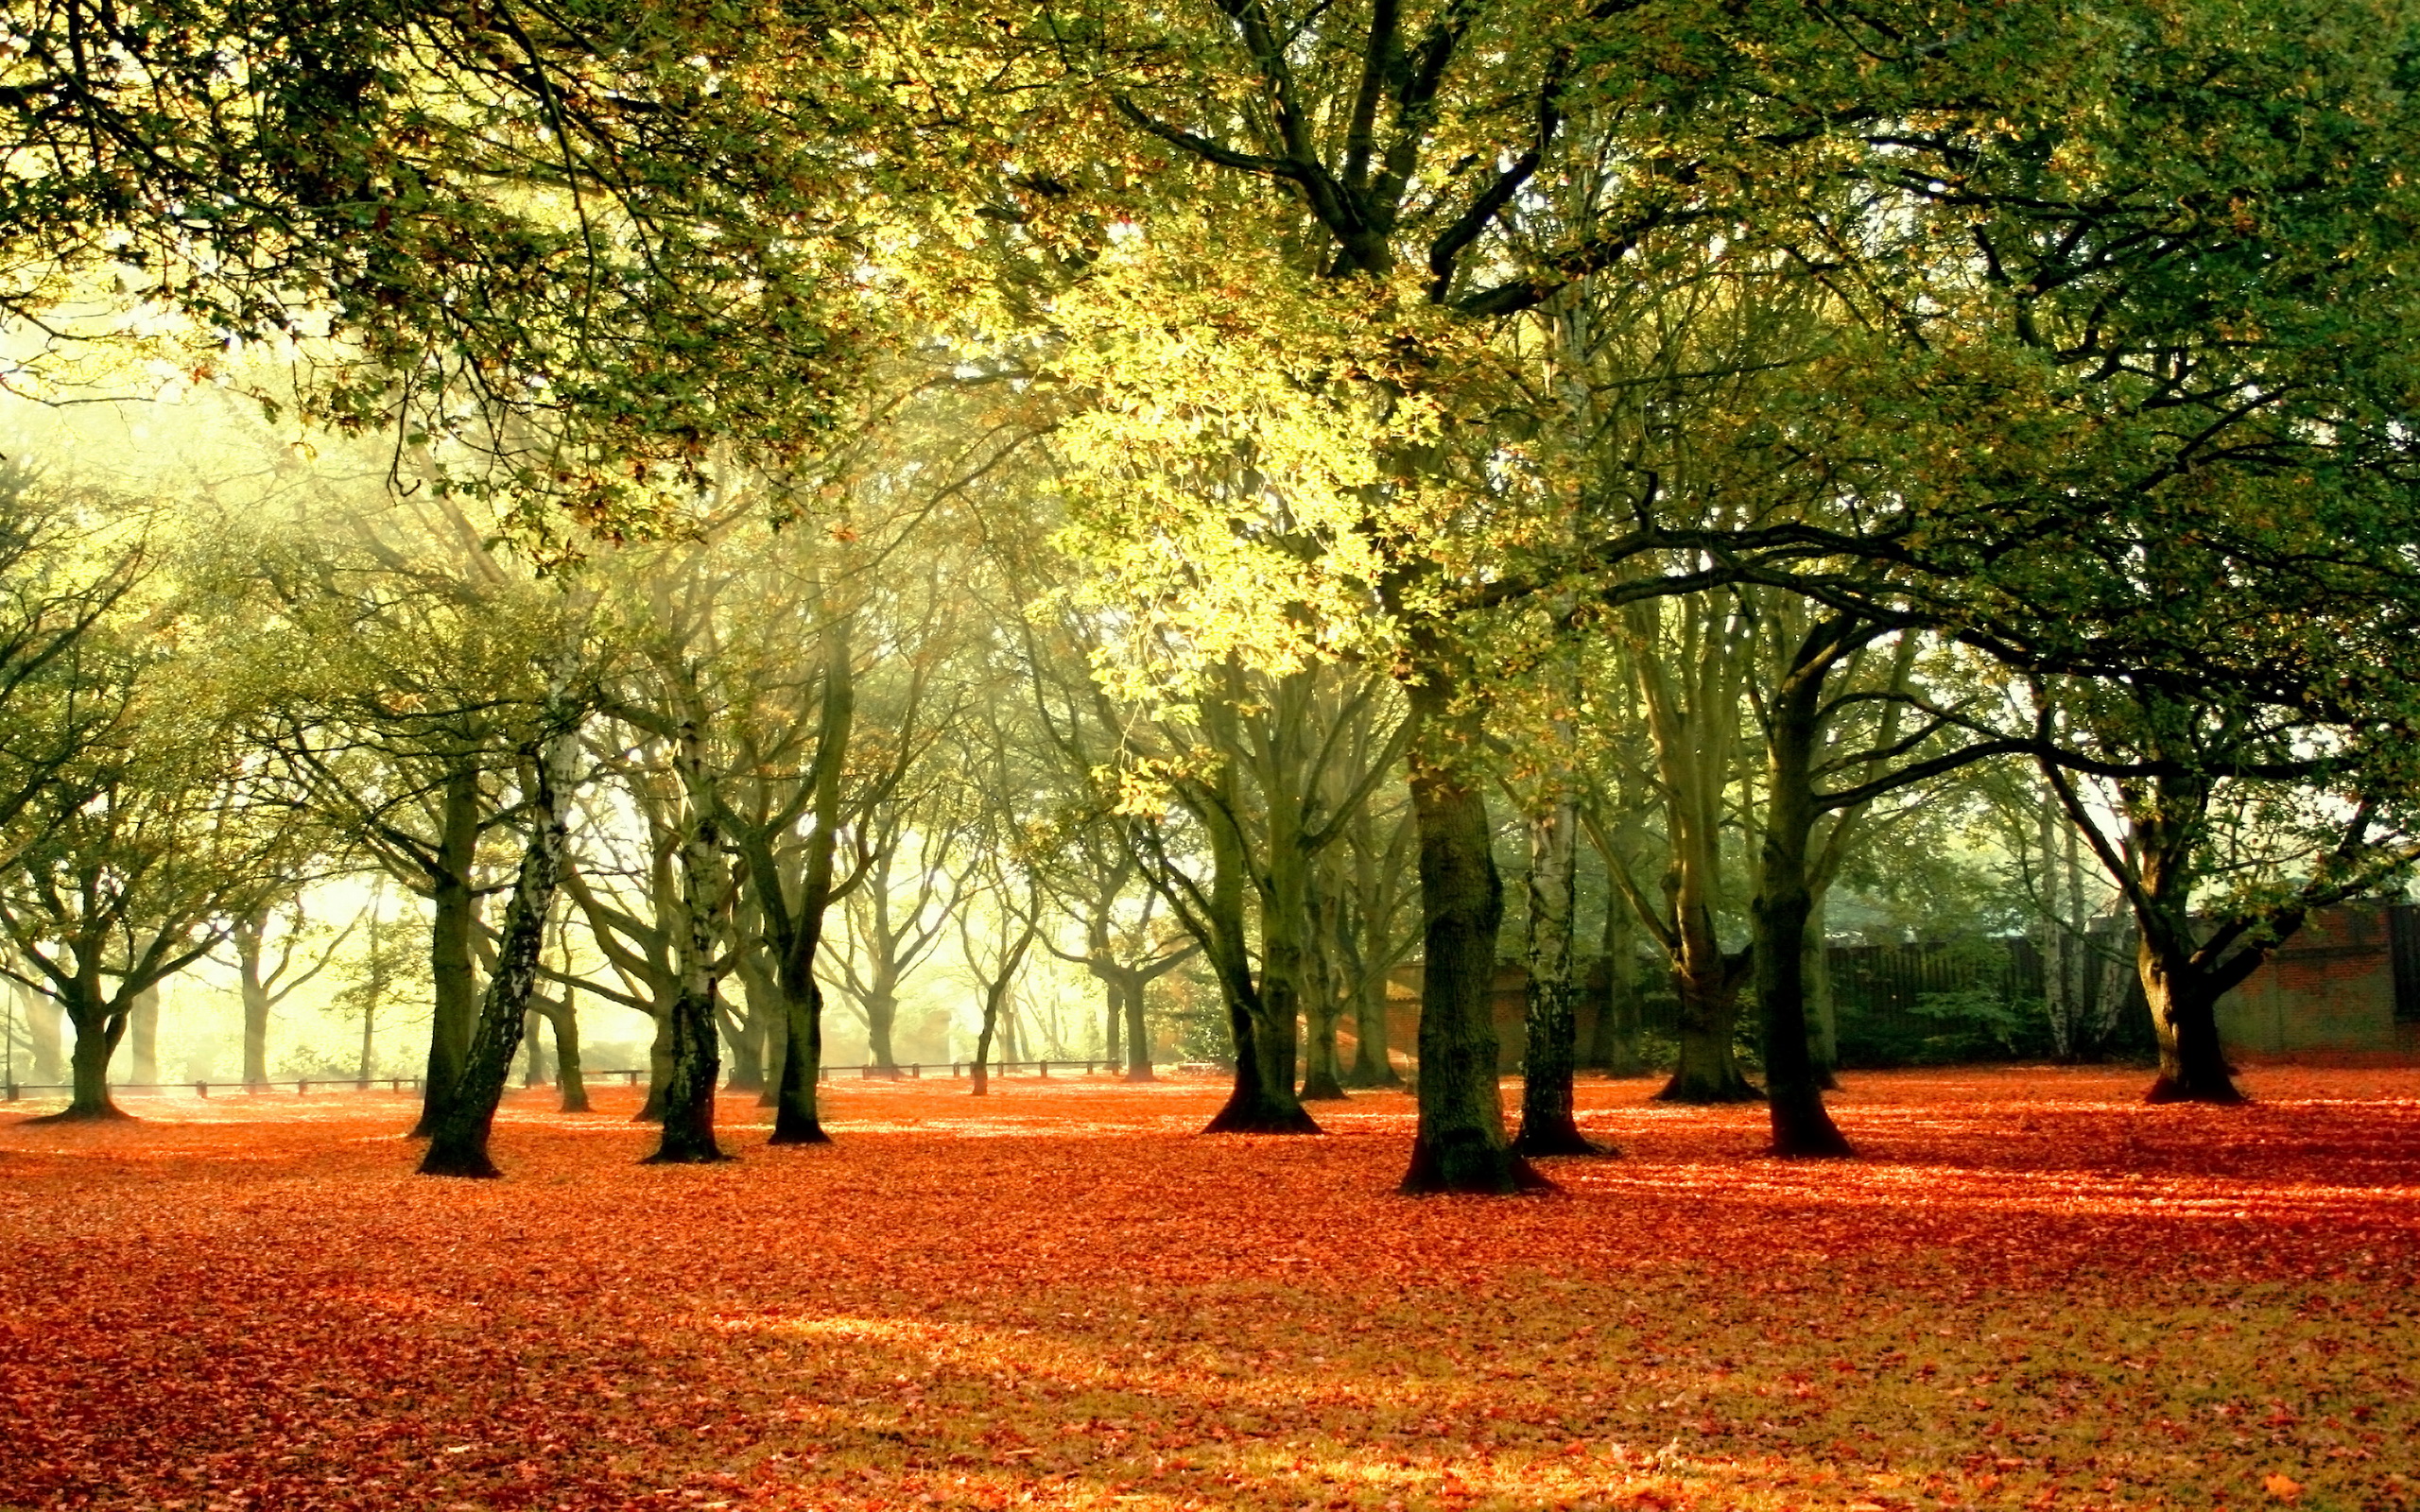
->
[421,705,580,1178]
[235,913,273,1090]
[1200,761,1320,1133]
[1514,794,1605,1156]
[49,994,129,1121]
[1122,976,1153,1081]
[1397,667,1547,1194]
[2141,937,2243,1104]
[647,713,735,1165]
[412,760,484,1137]
[537,993,589,1112]
[1752,629,1853,1156]
[1586,892,1643,1077]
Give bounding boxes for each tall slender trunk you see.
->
[1297,865,1350,1102]
[1753,653,1853,1156]
[765,612,854,1146]
[1398,665,1546,1194]
[1587,888,1643,1076]
[413,761,484,1137]
[648,713,734,1164]
[1345,969,1399,1087]
[1102,973,1122,1065]
[1514,793,1602,1155]
[1201,763,1318,1133]
[236,914,273,1090]
[1122,975,1153,1081]
[421,701,581,1179]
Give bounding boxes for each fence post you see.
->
[1038,1059,1048,1078]
[908,1063,920,1079]
[197,1081,209,1098]
[298,1079,307,1095]
[4,1080,14,1102]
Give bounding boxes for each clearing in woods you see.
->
[1,1067,2415,1511]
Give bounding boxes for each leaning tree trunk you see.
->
[421,707,579,1179]
[1397,676,1547,1194]
[1514,794,1604,1157]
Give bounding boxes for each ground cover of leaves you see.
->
[2,1066,2415,1512]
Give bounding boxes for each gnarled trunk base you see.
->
[1400,1133,1554,1194]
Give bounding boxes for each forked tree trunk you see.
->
[46,999,130,1121]
[1201,771,1320,1134]
[421,708,579,1179]
[1398,676,1547,1194]
[1514,795,1604,1157]
[1657,958,1761,1104]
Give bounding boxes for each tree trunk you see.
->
[635,1008,673,1122]
[2141,940,2243,1105]
[648,714,734,1164]
[45,994,129,1121]
[1753,651,1853,1156]
[1658,956,1761,1103]
[720,988,765,1092]
[768,976,829,1142]
[1201,784,1319,1133]
[1344,968,1401,1088]
[1299,991,1349,1100]
[412,761,484,1137]
[864,990,900,1074]
[1103,976,1122,1065]
[1514,794,1603,1156]
[127,985,159,1089]
[1397,674,1547,1194]
[1586,893,1643,1077]
[421,705,579,1179]
[1805,893,1839,1091]
[539,994,590,1112]
[235,912,274,1090]
[1122,976,1153,1082]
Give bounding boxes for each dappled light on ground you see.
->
[2,1067,2414,1509]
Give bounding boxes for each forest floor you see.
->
[1,1066,2415,1512]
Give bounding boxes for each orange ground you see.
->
[2,1066,2415,1511]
